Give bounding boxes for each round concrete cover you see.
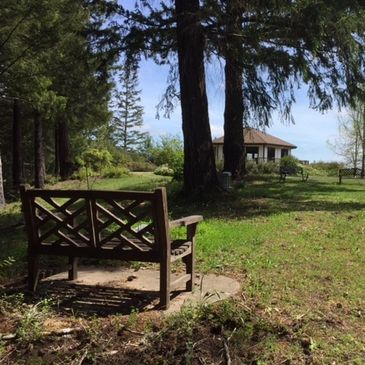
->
[45,267,240,313]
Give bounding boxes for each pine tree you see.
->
[0,154,5,208]
[112,58,147,151]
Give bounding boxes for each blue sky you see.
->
[138,58,342,163]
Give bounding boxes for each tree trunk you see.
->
[223,0,245,179]
[34,110,45,188]
[12,98,24,189]
[361,106,365,177]
[0,154,5,208]
[223,58,244,178]
[58,120,73,180]
[175,0,218,195]
[54,123,60,177]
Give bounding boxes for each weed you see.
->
[16,298,53,344]
[126,307,139,329]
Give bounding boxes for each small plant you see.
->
[0,256,15,274]
[0,293,24,314]
[85,315,103,341]
[127,307,139,329]
[16,298,53,344]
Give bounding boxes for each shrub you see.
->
[101,166,130,178]
[149,136,184,178]
[245,160,279,175]
[154,164,174,176]
[127,160,156,172]
[78,148,113,172]
[280,155,299,173]
[245,160,259,175]
[71,166,97,180]
[260,161,279,174]
[310,161,344,176]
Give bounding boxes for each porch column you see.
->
[262,145,268,162]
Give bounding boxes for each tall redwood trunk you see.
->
[12,98,24,188]
[361,105,365,177]
[223,0,245,178]
[0,154,5,208]
[54,123,60,176]
[58,120,73,180]
[175,0,218,195]
[34,110,45,188]
[223,58,244,178]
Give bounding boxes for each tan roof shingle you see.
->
[212,128,296,149]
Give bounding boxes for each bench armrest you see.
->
[169,215,203,229]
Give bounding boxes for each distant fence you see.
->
[338,168,364,184]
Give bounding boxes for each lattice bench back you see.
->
[21,188,170,262]
[338,168,364,184]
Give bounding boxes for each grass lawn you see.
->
[0,173,364,364]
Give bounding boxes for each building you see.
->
[213,128,297,163]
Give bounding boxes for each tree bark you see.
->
[12,98,24,188]
[0,154,5,208]
[34,110,45,188]
[54,123,60,177]
[175,0,218,195]
[58,120,73,180]
[223,0,245,179]
[361,105,365,177]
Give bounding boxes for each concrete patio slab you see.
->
[43,266,241,314]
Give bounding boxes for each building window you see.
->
[246,147,259,162]
[281,149,288,157]
[268,147,275,161]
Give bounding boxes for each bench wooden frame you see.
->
[338,168,363,184]
[20,186,202,309]
[279,166,309,182]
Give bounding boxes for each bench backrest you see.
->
[20,187,170,258]
[339,168,362,177]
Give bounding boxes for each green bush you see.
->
[260,161,279,174]
[280,155,299,173]
[245,160,279,175]
[78,148,113,172]
[101,166,130,178]
[310,161,344,176]
[71,166,97,180]
[148,136,184,178]
[245,160,259,175]
[154,164,174,176]
[127,160,156,172]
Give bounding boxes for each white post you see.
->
[0,154,5,208]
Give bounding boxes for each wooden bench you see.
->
[20,186,202,309]
[338,168,363,184]
[279,166,309,182]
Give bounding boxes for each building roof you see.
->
[212,128,297,149]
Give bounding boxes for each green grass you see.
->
[1,173,365,363]
[51,171,172,191]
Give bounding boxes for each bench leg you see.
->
[160,259,170,309]
[185,225,196,292]
[68,257,78,280]
[28,254,40,292]
[183,252,195,292]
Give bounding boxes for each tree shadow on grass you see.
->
[168,178,365,220]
